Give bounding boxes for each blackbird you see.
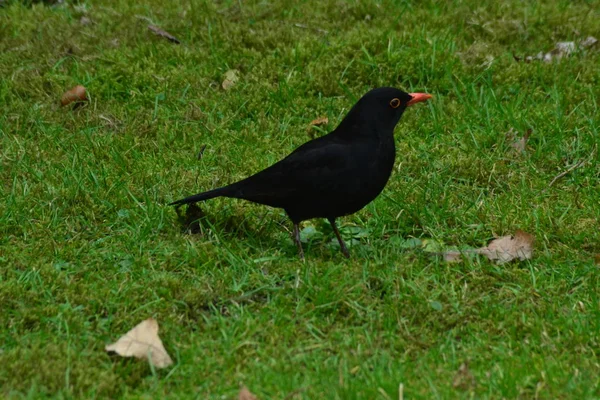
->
[170,87,432,259]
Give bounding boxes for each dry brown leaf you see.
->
[239,386,257,400]
[148,25,181,44]
[222,69,240,90]
[452,362,476,390]
[308,116,329,128]
[307,117,329,138]
[477,230,534,264]
[61,85,88,107]
[438,231,534,264]
[595,254,600,267]
[105,318,173,369]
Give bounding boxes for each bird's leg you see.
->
[328,218,350,258]
[292,223,305,260]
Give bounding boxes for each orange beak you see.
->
[407,93,433,106]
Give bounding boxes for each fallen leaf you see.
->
[222,69,240,90]
[105,318,173,369]
[477,230,534,264]
[239,386,257,400]
[308,116,328,128]
[436,231,534,264]
[396,237,422,249]
[429,300,443,311]
[506,128,532,153]
[80,16,92,25]
[148,25,180,44]
[307,116,329,138]
[186,103,205,121]
[299,225,324,244]
[421,238,445,253]
[61,85,88,107]
[442,250,463,263]
[594,254,600,266]
[548,41,576,61]
[516,36,597,63]
[580,36,598,48]
[453,362,476,390]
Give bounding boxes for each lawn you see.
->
[1,0,599,398]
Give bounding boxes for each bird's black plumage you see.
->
[170,87,432,258]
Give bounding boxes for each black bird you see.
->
[170,87,432,259]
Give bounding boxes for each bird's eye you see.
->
[390,98,401,108]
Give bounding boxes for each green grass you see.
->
[1,0,599,398]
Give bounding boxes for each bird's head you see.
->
[339,87,432,136]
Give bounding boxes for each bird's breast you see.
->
[284,138,396,222]
[324,142,395,215]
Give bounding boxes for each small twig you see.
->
[548,160,586,187]
[148,25,181,44]
[197,144,207,160]
[292,23,329,34]
[98,114,115,124]
[134,14,154,23]
[548,146,596,187]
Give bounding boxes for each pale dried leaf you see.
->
[506,128,532,153]
[239,386,257,400]
[538,42,573,63]
[510,137,527,152]
[518,36,597,63]
[580,36,598,48]
[222,69,240,90]
[105,318,173,369]
[148,25,180,44]
[477,230,534,264]
[442,250,463,263]
[453,362,476,389]
[555,41,576,56]
[535,51,545,61]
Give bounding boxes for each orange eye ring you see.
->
[390,98,401,108]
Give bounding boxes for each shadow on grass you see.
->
[174,204,365,261]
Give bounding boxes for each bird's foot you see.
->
[340,245,350,259]
[293,223,305,261]
[328,217,351,259]
[298,247,305,261]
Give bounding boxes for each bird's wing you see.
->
[227,137,353,207]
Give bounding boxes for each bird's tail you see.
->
[169,186,233,207]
